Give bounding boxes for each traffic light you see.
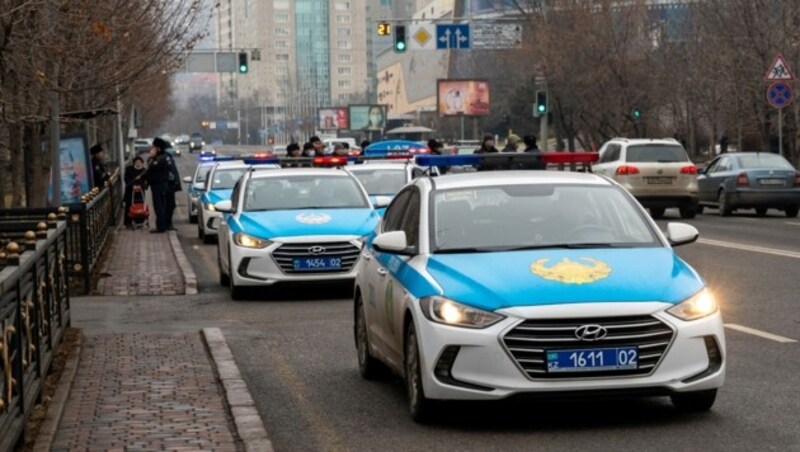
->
[631,107,643,120]
[534,90,547,117]
[377,22,392,36]
[394,25,407,53]
[238,52,248,73]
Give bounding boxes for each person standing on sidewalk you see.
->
[90,144,110,189]
[124,157,147,228]
[165,150,182,230]
[145,138,174,233]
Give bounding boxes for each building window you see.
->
[275,14,289,23]
[274,40,288,48]
[274,66,289,76]
[337,27,351,36]
[336,14,350,23]
[335,2,350,10]
[337,54,351,63]
[275,53,289,61]
[339,94,350,101]
[273,0,289,8]
[337,67,352,75]
[337,41,352,49]
[338,80,351,88]
[275,28,290,36]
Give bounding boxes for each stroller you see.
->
[128,184,149,229]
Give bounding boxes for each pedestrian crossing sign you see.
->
[764,54,794,81]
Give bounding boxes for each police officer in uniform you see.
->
[145,137,174,233]
[90,144,110,189]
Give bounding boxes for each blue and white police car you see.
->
[347,159,434,215]
[183,160,215,224]
[354,154,725,422]
[214,166,390,299]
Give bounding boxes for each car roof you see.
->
[347,162,410,171]
[249,167,352,179]
[608,138,681,146]
[212,161,251,169]
[429,171,612,190]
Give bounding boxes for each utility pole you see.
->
[48,0,60,207]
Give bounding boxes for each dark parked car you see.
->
[697,152,800,217]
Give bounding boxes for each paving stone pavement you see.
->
[51,333,240,451]
[97,228,185,296]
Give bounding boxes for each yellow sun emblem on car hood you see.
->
[530,257,612,284]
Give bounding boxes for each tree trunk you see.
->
[25,122,47,207]
[10,124,24,207]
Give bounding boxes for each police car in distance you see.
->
[347,159,435,215]
[354,153,725,422]
[214,163,390,299]
[198,158,278,244]
[183,161,214,224]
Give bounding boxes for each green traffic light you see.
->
[239,65,248,73]
[537,104,546,113]
[396,41,406,51]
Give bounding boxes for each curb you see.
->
[32,334,84,452]
[169,230,198,295]
[202,327,274,452]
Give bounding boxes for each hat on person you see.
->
[507,134,521,145]
[152,137,168,152]
[90,144,104,155]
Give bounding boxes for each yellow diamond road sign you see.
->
[409,23,436,50]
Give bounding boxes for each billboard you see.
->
[317,107,349,130]
[348,105,387,131]
[437,79,490,117]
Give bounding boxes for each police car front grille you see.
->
[502,315,674,379]
[271,242,360,274]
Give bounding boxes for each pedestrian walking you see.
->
[90,144,110,189]
[123,157,147,228]
[145,137,174,233]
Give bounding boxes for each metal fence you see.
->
[0,218,70,451]
[0,170,121,294]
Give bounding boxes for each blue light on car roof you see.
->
[415,155,480,166]
[212,156,238,162]
[243,157,280,164]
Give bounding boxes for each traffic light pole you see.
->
[540,112,548,152]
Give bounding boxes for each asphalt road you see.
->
[100,152,800,451]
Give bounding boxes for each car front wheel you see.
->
[718,190,732,217]
[218,246,230,287]
[649,207,665,219]
[679,204,697,219]
[355,298,383,380]
[406,322,436,423]
[229,250,245,300]
[786,206,799,218]
[671,389,717,412]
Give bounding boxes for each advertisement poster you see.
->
[318,107,349,130]
[437,79,490,117]
[52,133,92,203]
[348,105,387,131]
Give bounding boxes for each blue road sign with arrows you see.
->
[436,24,470,49]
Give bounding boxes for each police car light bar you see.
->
[312,156,352,167]
[242,156,280,165]
[200,155,238,162]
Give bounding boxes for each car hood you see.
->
[238,209,379,238]
[204,189,233,204]
[425,248,704,311]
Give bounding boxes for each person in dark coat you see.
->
[286,143,302,157]
[90,144,110,189]
[301,142,315,157]
[145,137,174,233]
[474,135,499,154]
[522,135,546,170]
[123,157,147,228]
[165,148,182,231]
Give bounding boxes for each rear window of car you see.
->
[736,153,794,170]
[626,145,688,163]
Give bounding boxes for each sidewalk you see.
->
[96,228,192,296]
[49,333,239,451]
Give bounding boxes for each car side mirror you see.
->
[193,182,205,191]
[183,176,192,183]
[696,167,706,175]
[666,222,699,247]
[214,200,234,213]
[372,230,409,254]
[373,196,392,209]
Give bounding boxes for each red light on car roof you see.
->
[313,156,349,166]
[615,165,640,175]
[540,152,600,164]
[252,152,273,158]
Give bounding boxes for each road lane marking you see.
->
[697,238,800,259]
[724,324,797,343]
[786,222,800,226]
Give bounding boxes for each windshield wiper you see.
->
[496,243,624,251]
[433,247,499,254]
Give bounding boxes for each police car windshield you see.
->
[243,176,369,211]
[195,165,212,183]
[351,169,407,196]
[210,168,246,189]
[432,185,658,252]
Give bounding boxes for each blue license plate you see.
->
[292,257,342,271]
[546,347,638,373]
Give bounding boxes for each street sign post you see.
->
[764,54,795,81]
[409,23,436,50]
[471,23,522,49]
[767,81,793,157]
[436,24,470,50]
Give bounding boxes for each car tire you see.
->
[649,207,665,219]
[229,250,245,300]
[198,224,205,240]
[697,205,705,214]
[202,232,214,245]
[189,214,198,224]
[218,247,230,287]
[679,204,697,219]
[355,297,383,380]
[405,322,436,423]
[755,207,768,217]
[670,389,717,412]
[785,206,799,218]
[718,190,732,217]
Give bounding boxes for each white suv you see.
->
[594,138,699,219]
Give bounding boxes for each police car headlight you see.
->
[233,233,271,249]
[204,203,216,212]
[667,288,718,321]
[420,296,504,329]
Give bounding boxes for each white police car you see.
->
[214,166,390,299]
[198,159,272,243]
[183,161,214,224]
[347,160,433,214]
[354,154,725,422]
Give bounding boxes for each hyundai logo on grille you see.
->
[574,324,608,341]
[308,246,326,255]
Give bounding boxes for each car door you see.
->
[698,157,721,202]
[367,189,411,357]
[708,156,733,197]
[595,144,621,176]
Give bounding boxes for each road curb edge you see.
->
[202,327,274,452]
[169,230,198,295]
